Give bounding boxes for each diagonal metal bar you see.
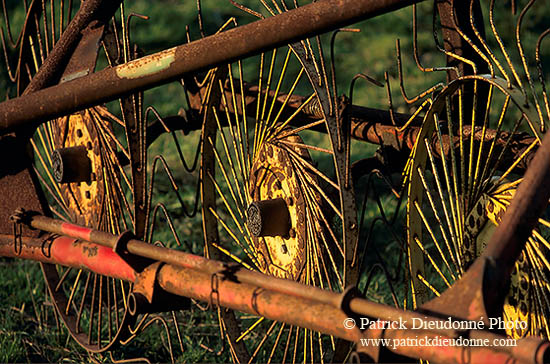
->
[0,0,423,136]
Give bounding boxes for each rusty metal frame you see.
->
[0,0,424,136]
[1,214,549,363]
[0,0,549,363]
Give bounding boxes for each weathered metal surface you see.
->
[247,199,291,238]
[0,234,135,282]
[186,81,536,171]
[0,139,49,237]
[1,229,548,363]
[23,0,122,95]
[247,132,316,280]
[52,146,93,183]
[0,0,424,136]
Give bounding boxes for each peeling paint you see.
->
[116,47,176,79]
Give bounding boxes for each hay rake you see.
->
[0,0,549,363]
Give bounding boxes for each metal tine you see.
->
[348,72,384,188]
[1,0,26,48]
[196,0,205,38]
[516,0,546,131]
[109,351,152,364]
[330,29,360,153]
[0,28,18,83]
[141,316,176,364]
[396,39,444,104]
[269,0,283,14]
[362,262,400,307]
[413,4,457,76]
[102,18,121,67]
[467,0,511,85]
[355,169,408,295]
[449,0,495,77]
[144,106,202,173]
[40,0,48,56]
[431,3,478,77]
[228,0,264,19]
[536,29,550,124]
[488,0,525,94]
[125,12,149,61]
[147,202,194,252]
[145,155,200,221]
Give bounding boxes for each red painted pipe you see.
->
[0,234,135,282]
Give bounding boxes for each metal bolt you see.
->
[281,244,288,254]
[288,228,296,238]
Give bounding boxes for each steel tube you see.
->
[0,234,135,282]
[2,231,547,363]
[22,215,549,361]
[156,263,360,342]
[0,0,422,135]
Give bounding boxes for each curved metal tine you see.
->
[465,0,511,86]
[358,173,407,295]
[488,0,524,93]
[145,155,200,220]
[330,29,360,152]
[536,29,550,124]
[396,39,444,104]
[122,314,176,363]
[516,0,546,132]
[0,28,19,83]
[144,106,201,173]
[147,202,194,252]
[431,3,477,77]
[125,12,149,57]
[355,171,408,290]
[1,0,22,47]
[109,352,152,364]
[348,72,383,188]
[413,4,456,76]
[448,0,495,77]
[361,262,400,307]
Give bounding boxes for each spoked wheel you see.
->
[407,75,550,339]
[3,0,146,353]
[199,33,359,364]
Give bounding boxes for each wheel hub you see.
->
[248,134,314,280]
[51,108,107,227]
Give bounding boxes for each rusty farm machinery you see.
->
[0,0,549,363]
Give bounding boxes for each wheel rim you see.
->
[199,35,358,361]
[407,75,550,339]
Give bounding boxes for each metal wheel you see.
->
[198,15,359,363]
[1,0,145,352]
[407,75,550,339]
